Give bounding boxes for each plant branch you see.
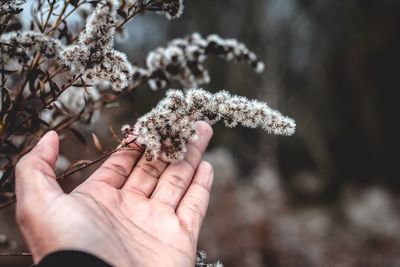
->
[0,74,83,144]
[116,1,153,30]
[59,138,141,179]
[0,252,32,256]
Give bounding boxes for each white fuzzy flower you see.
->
[0,31,64,63]
[150,0,185,20]
[142,33,265,90]
[59,0,133,92]
[195,250,224,267]
[128,88,295,162]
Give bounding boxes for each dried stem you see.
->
[116,1,153,30]
[0,199,16,209]
[0,14,12,35]
[47,0,70,36]
[0,74,83,144]
[58,138,141,179]
[0,252,32,256]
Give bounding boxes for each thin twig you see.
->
[58,138,140,179]
[0,252,32,256]
[47,0,70,36]
[0,199,16,209]
[0,74,82,144]
[116,1,153,30]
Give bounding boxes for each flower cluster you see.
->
[123,89,295,162]
[59,0,133,92]
[196,251,223,267]
[150,0,185,20]
[0,31,63,63]
[132,33,265,90]
[0,0,26,16]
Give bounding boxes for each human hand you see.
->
[15,122,214,267]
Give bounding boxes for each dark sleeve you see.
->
[34,250,113,267]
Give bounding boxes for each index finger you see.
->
[83,137,143,189]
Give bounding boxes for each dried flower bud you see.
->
[128,88,295,162]
[150,0,185,20]
[141,33,265,90]
[196,250,224,267]
[79,0,116,50]
[121,124,134,137]
[59,0,133,92]
[0,31,63,63]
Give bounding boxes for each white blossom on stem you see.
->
[196,250,224,267]
[132,33,265,90]
[0,31,63,63]
[150,0,185,20]
[123,88,295,162]
[59,0,133,92]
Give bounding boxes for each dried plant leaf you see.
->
[109,125,121,143]
[91,132,103,153]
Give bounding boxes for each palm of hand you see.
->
[15,122,213,267]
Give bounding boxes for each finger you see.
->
[176,161,214,240]
[15,131,63,204]
[150,121,213,208]
[85,136,143,188]
[121,154,168,197]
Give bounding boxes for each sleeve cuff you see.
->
[34,250,113,267]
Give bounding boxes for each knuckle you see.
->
[183,201,205,219]
[182,158,196,172]
[164,173,187,191]
[101,163,129,178]
[138,162,163,179]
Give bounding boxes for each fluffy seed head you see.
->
[142,33,265,90]
[128,88,295,162]
[151,0,185,20]
[59,0,133,91]
[0,31,64,63]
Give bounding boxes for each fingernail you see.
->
[37,131,55,146]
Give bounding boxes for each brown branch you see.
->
[0,198,16,209]
[47,0,71,36]
[57,0,88,29]
[58,138,140,180]
[0,14,12,35]
[0,252,32,256]
[116,1,153,30]
[0,74,83,144]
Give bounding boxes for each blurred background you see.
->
[1,0,400,266]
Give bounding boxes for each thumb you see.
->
[15,131,63,203]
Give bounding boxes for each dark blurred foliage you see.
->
[1,0,400,266]
[122,0,400,200]
[114,1,400,265]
